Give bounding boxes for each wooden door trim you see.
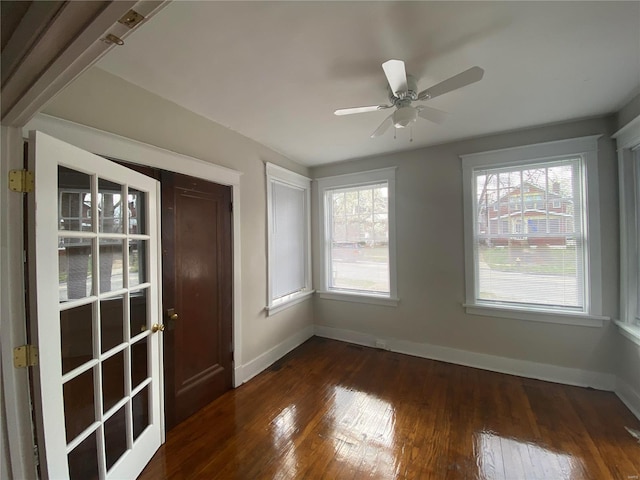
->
[22,114,244,387]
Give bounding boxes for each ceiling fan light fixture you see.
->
[392,106,417,128]
[335,60,484,139]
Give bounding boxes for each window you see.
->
[461,136,605,325]
[317,168,398,305]
[266,163,312,315]
[615,116,640,344]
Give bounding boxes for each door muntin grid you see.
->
[58,166,155,478]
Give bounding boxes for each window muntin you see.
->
[326,182,389,295]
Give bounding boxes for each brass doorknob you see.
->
[151,323,165,333]
[166,308,178,322]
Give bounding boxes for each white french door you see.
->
[28,131,163,479]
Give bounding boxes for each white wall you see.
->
[43,67,314,370]
[311,116,620,384]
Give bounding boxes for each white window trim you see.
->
[318,291,399,307]
[316,167,398,306]
[460,135,607,326]
[614,114,640,345]
[265,163,313,315]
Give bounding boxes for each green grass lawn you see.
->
[480,245,577,275]
[359,247,388,263]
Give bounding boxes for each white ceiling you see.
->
[98,1,640,166]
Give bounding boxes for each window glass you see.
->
[266,164,312,312]
[473,158,584,310]
[271,181,306,299]
[327,183,390,294]
[317,168,396,302]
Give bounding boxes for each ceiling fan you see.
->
[334,60,484,138]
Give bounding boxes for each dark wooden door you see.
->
[161,171,233,430]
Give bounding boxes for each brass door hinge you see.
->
[14,344,38,368]
[9,170,34,193]
[118,9,145,29]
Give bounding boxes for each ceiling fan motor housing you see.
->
[389,75,419,103]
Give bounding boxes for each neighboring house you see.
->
[477,182,574,246]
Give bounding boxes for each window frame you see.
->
[265,163,313,315]
[461,136,607,327]
[316,168,398,306]
[614,115,640,345]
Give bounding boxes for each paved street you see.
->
[478,261,579,306]
[331,260,389,292]
[330,258,580,307]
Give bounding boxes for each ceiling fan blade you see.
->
[334,105,391,116]
[417,66,484,100]
[416,105,448,124]
[370,114,394,138]
[382,59,408,96]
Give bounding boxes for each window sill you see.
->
[318,291,399,307]
[463,303,608,327]
[266,290,314,316]
[615,320,640,347]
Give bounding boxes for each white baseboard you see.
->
[313,325,376,348]
[616,378,640,422]
[313,325,616,391]
[235,325,314,385]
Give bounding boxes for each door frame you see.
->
[1,125,37,479]
[1,114,242,477]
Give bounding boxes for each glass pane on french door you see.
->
[58,171,155,478]
[31,131,161,480]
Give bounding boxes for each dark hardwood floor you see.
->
[139,337,640,479]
